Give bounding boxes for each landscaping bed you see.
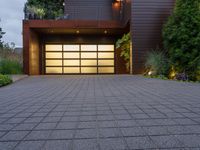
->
[144,0,200,83]
[0,74,12,87]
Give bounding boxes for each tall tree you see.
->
[25,0,64,19]
[163,0,200,80]
[0,21,5,48]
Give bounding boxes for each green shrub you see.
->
[25,0,64,19]
[0,74,12,87]
[145,51,169,76]
[116,33,131,71]
[0,59,23,75]
[163,0,200,81]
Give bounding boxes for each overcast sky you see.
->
[0,0,26,47]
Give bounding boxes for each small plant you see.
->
[25,0,64,19]
[27,5,45,19]
[145,50,169,76]
[175,73,188,81]
[0,59,23,75]
[116,32,131,71]
[0,74,12,87]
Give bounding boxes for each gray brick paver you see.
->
[0,75,199,150]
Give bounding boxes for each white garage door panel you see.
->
[46,67,62,73]
[45,44,115,74]
[64,45,79,51]
[64,67,80,73]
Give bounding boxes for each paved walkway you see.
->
[0,75,200,150]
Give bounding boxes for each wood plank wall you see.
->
[131,0,175,74]
[64,0,116,20]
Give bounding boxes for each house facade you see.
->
[23,0,174,75]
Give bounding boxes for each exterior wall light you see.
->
[76,30,80,34]
[104,30,108,34]
[148,71,153,76]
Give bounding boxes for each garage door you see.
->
[45,44,115,74]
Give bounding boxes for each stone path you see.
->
[0,75,200,150]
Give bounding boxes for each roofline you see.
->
[23,20,124,29]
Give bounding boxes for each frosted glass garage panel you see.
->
[46,52,62,58]
[46,67,62,73]
[81,60,97,66]
[64,45,79,51]
[98,45,114,51]
[64,60,80,66]
[81,53,97,58]
[98,52,114,58]
[45,45,62,51]
[98,67,114,73]
[81,45,97,51]
[81,67,97,73]
[64,53,80,58]
[46,60,62,66]
[64,67,80,73]
[98,60,114,66]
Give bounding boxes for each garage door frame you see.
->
[44,43,116,75]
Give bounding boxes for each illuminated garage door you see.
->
[45,44,115,74]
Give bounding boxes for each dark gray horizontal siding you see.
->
[122,0,131,25]
[131,0,175,74]
[64,0,114,20]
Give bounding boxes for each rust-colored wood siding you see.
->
[64,0,118,20]
[29,30,40,75]
[23,22,40,75]
[23,22,30,74]
[23,20,128,75]
[131,0,175,74]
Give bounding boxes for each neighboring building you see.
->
[14,47,23,54]
[23,0,175,75]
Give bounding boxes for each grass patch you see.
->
[0,59,23,75]
[0,74,12,87]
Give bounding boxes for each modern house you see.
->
[23,0,175,75]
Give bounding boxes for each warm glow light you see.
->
[112,1,120,7]
[98,45,114,51]
[45,44,115,74]
[169,66,176,79]
[98,60,114,66]
[64,67,80,73]
[46,52,62,58]
[171,72,176,77]
[76,30,80,34]
[98,52,114,58]
[46,67,62,73]
[64,60,80,66]
[148,71,152,76]
[46,60,62,66]
[46,45,62,51]
[64,45,79,51]
[98,67,114,73]
[81,52,97,58]
[81,67,97,73]
[81,45,97,51]
[81,60,97,66]
[64,52,80,58]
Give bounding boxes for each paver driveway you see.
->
[0,75,200,150]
